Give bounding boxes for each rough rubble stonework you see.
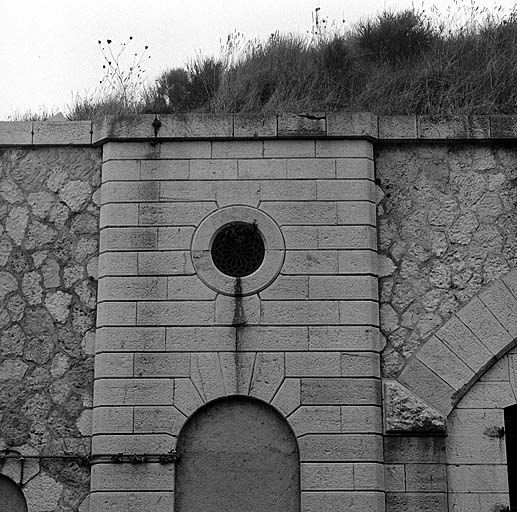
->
[0,147,101,512]
[383,380,445,433]
[376,144,517,378]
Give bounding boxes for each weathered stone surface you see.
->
[49,202,71,228]
[448,211,478,244]
[74,280,95,309]
[24,472,64,512]
[5,293,25,321]
[21,393,52,421]
[60,180,92,212]
[76,409,92,436]
[0,410,31,445]
[5,206,29,244]
[9,248,30,274]
[24,334,54,364]
[81,330,95,355]
[250,353,285,401]
[22,271,43,305]
[0,359,29,381]
[24,220,58,250]
[0,307,11,328]
[32,251,48,268]
[25,367,52,392]
[23,307,55,335]
[384,380,446,433]
[382,346,405,378]
[63,264,83,288]
[51,352,72,378]
[27,190,55,218]
[46,167,69,192]
[378,144,516,379]
[0,324,26,356]
[0,270,18,301]
[0,146,99,510]
[380,304,399,333]
[0,178,25,203]
[428,197,459,228]
[42,258,61,288]
[451,171,487,205]
[379,115,417,139]
[71,213,98,235]
[0,236,13,266]
[49,379,73,405]
[46,291,73,323]
[378,255,397,277]
[73,237,97,263]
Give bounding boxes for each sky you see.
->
[1,0,516,120]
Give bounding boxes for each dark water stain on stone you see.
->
[232,277,248,393]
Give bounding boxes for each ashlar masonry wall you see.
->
[91,132,384,512]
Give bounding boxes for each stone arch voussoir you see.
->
[395,269,517,419]
[172,376,301,446]
[172,351,297,438]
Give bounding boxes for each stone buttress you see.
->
[90,114,384,511]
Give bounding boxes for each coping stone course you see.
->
[417,115,490,139]
[0,121,32,145]
[5,113,517,145]
[327,111,378,138]
[378,116,417,139]
[278,113,326,137]
[234,113,278,137]
[33,120,92,144]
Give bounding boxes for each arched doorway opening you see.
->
[505,404,517,511]
[446,353,515,511]
[174,396,300,512]
[0,474,28,512]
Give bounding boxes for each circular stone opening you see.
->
[211,222,265,278]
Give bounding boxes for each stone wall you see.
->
[446,351,515,511]
[0,146,101,512]
[376,143,517,377]
[0,113,516,512]
[91,136,383,512]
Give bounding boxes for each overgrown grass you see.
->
[67,4,517,120]
[7,108,60,122]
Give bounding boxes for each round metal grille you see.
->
[211,222,265,277]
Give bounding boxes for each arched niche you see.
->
[174,396,300,512]
[0,474,28,512]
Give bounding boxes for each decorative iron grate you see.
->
[211,222,265,277]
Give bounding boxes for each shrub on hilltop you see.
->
[67,4,517,119]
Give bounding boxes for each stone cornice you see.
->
[3,112,517,146]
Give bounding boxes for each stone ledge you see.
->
[0,121,32,145]
[87,113,517,143]
[33,120,92,144]
[0,120,93,146]
[4,113,517,145]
